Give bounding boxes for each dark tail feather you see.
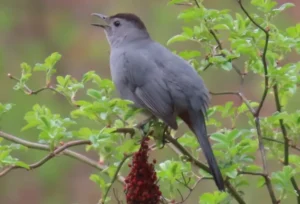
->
[188,111,225,191]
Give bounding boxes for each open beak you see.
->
[91,13,109,28]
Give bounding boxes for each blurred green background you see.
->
[0,0,299,203]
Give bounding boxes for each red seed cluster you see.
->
[124,137,161,204]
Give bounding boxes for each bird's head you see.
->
[91,13,150,47]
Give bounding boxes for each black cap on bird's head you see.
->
[110,13,147,30]
[91,12,149,47]
[91,13,147,30]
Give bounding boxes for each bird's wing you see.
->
[123,51,178,129]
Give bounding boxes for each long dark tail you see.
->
[180,111,225,191]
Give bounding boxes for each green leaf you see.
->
[179,50,201,60]
[220,61,232,71]
[199,191,228,204]
[257,176,266,188]
[90,174,108,192]
[0,103,14,117]
[167,35,190,45]
[87,89,102,100]
[15,161,30,169]
[226,169,238,179]
[168,0,186,5]
[212,24,229,30]
[210,132,227,145]
[271,166,296,197]
[272,3,295,14]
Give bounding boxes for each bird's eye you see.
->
[114,21,121,27]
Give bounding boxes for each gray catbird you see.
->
[92,13,225,191]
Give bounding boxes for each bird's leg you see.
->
[135,115,156,135]
[159,124,170,149]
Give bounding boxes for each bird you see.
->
[91,12,225,191]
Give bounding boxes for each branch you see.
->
[254,118,268,172]
[223,180,246,204]
[7,73,77,106]
[237,0,270,116]
[113,128,135,136]
[210,91,256,114]
[100,154,133,204]
[165,134,246,204]
[203,62,213,71]
[273,85,289,164]
[237,1,270,184]
[209,29,223,50]
[175,177,209,204]
[193,1,245,79]
[263,137,300,152]
[0,140,91,176]
[273,84,300,201]
[193,0,200,8]
[0,131,125,183]
[165,134,209,172]
[291,177,300,203]
[7,74,59,95]
[238,170,278,203]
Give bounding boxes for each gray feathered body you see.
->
[109,38,225,190]
[110,38,209,128]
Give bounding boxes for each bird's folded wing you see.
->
[135,83,177,129]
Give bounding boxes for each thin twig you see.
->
[113,128,135,136]
[7,73,76,106]
[263,137,300,152]
[112,188,123,204]
[7,74,59,95]
[175,177,207,204]
[209,29,223,50]
[291,177,300,203]
[100,154,133,204]
[193,0,200,8]
[210,91,256,114]
[239,171,266,177]
[174,3,193,7]
[203,62,213,71]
